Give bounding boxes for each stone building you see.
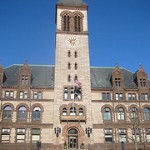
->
[0,0,150,150]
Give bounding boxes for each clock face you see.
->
[66,37,80,47]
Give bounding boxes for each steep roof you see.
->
[3,65,54,88]
[57,0,87,6]
[3,64,138,90]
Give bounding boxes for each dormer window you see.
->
[21,75,29,85]
[115,78,121,86]
[140,78,146,87]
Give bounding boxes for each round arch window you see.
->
[68,128,78,134]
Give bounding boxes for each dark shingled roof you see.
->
[3,64,138,89]
[90,67,137,89]
[57,0,87,6]
[4,65,54,88]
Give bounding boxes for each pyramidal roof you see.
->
[57,0,87,6]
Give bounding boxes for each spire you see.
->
[57,0,87,6]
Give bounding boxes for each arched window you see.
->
[3,106,12,119]
[79,108,83,115]
[103,107,112,120]
[18,106,27,119]
[130,107,138,120]
[70,107,76,116]
[74,15,81,32]
[63,108,67,116]
[32,107,41,120]
[117,108,125,120]
[144,107,150,120]
[63,14,70,31]
[68,128,78,134]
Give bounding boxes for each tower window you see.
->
[74,51,77,58]
[74,15,81,32]
[63,15,70,31]
[68,51,71,57]
[68,75,71,82]
[68,63,71,70]
[75,63,78,70]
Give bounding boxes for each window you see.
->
[5,91,14,99]
[118,129,127,142]
[68,51,71,57]
[103,107,112,120]
[115,93,123,100]
[19,91,28,99]
[115,78,121,86]
[144,107,150,120]
[145,128,150,142]
[140,78,146,87]
[75,63,78,70]
[1,128,10,143]
[79,108,84,115]
[141,93,148,100]
[63,15,70,31]
[68,63,71,70]
[63,86,82,101]
[32,107,41,120]
[3,106,12,119]
[132,128,141,142]
[128,93,136,100]
[16,129,25,143]
[74,87,81,100]
[104,129,113,143]
[33,91,42,99]
[74,15,81,32]
[71,87,74,100]
[117,108,125,120]
[18,106,27,119]
[21,75,29,85]
[62,108,67,115]
[74,51,77,58]
[102,93,110,100]
[68,128,78,134]
[31,128,40,143]
[68,75,71,82]
[64,87,68,100]
[70,107,76,116]
[130,107,138,120]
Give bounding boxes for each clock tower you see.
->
[54,0,92,148]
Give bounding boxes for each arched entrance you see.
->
[68,128,78,149]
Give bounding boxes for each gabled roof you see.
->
[57,0,87,6]
[3,64,139,90]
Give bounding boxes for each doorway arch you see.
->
[62,123,85,149]
[68,128,78,149]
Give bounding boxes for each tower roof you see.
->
[57,0,87,6]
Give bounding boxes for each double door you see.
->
[68,136,78,149]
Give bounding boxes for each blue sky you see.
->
[0,0,150,75]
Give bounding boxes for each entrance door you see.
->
[69,136,78,149]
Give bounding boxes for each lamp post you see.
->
[121,141,124,150]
